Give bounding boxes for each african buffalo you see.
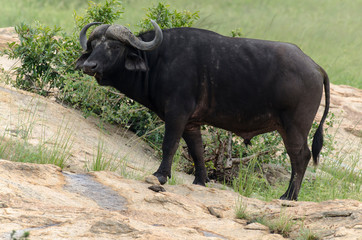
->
[76,20,330,200]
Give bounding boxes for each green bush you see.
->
[74,0,123,29]
[4,23,64,95]
[139,2,199,31]
[230,28,244,38]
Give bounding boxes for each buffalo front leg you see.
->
[153,115,188,185]
[182,125,207,186]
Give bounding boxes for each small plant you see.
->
[231,28,243,38]
[0,67,13,84]
[167,148,184,185]
[256,211,296,238]
[12,100,39,140]
[296,228,320,240]
[232,155,269,198]
[235,197,251,220]
[85,138,118,172]
[10,230,30,240]
[43,122,74,168]
[84,133,144,179]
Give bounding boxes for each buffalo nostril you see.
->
[86,61,97,69]
[83,61,98,72]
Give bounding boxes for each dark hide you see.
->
[76,26,330,200]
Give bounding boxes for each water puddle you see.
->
[63,172,127,211]
[201,230,228,239]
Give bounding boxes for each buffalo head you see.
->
[76,20,163,85]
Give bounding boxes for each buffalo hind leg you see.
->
[280,140,311,200]
[182,125,208,186]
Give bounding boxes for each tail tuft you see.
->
[311,125,323,165]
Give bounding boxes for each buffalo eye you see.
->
[108,41,123,50]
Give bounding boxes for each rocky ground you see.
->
[0,27,361,240]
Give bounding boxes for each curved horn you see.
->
[79,22,102,50]
[107,20,163,51]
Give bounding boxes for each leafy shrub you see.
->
[74,0,123,29]
[139,2,199,31]
[4,23,64,95]
[230,28,244,38]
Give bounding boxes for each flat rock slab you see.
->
[0,160,361,240]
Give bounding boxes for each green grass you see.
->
[232,155,270,198]
[0,119,73,169]
[0,98,74,168]
[296,229,320,240]
[298,144,362,201]
[0,0,87,32]
[235,197,250,220]
[85,138,117,171]
[167,148,185,185]
[0,0,361,88]
[85,136,129,175]
[83,130,150,180]
[257,213,296,238]
[235,200,321,239]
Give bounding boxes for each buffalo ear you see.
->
[125,53,147,71]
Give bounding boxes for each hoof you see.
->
[192,178,206,186]
[153,172,168,185]
[279,195,289,200]
[279,194,297,201]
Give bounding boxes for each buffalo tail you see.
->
[311,68,330,165]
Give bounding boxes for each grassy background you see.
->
[1,0,362,88]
